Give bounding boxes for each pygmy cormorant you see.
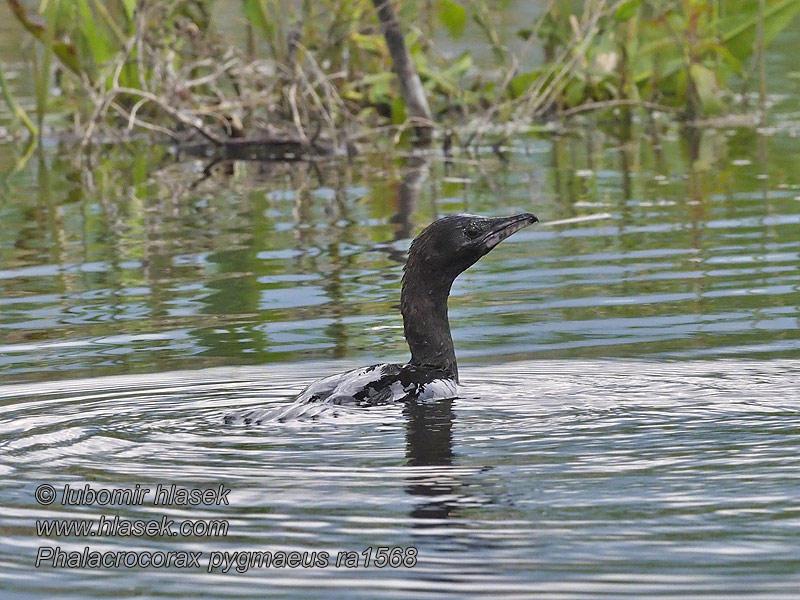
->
[226,212,538,423]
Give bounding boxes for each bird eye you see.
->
[464,223,481,239]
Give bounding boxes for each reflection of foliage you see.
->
[2,111,799,381]
[1,0,799,150]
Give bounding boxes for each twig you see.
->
[109,102,180,140]
[287,82,309,143]
[467,0,555,144]
[558,99,679,118]
[524,0,608,117]
[113,87,225,144]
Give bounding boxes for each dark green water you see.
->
[1,10,800,600]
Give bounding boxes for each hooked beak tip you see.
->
[482,212,539,250]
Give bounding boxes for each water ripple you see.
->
[1,360,799,598]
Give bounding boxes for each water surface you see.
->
[2,121,799,380]
[1,11,800,600]
[2,360,799,599]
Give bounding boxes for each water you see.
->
[2,127,799,379]
[3,7,800,599]
[2,360,799,598]
[3,123,800,598]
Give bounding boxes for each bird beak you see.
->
[481,213,538,250]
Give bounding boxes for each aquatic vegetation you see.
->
[0,0,798,153]
[526,0,800,118]
[0,61,36,136]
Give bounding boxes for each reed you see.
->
[0,0,797,153]
[0,61,37,136]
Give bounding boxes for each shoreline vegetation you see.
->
[1,0,799,163]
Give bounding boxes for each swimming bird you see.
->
[226,212,538,423]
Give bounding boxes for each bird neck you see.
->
[400,263,459,381]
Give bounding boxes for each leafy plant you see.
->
[2,0,799,152]
[523,0,800,118]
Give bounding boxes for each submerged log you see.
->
[180,136,338,162]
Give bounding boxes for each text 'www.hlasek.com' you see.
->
[33,483,418,572]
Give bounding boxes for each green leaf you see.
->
[720,0,800,62]
[350,32,387,55]
[508,71,538,99]
[0,60,37,135]
[564,78,586,107]
[437,0,467,38]
[76,0,114,66]
[689,63,725,114]
[707,43,743,75]
[516,27,534,41]
[615,0,640,21]
[356,72,394,104]
[440,51,473,80]
[391,96,407,124]
[241,0,271,36]
[121,0,136,22]
[418,63,458,94]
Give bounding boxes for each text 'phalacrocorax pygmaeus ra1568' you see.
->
[226,212,538,423]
